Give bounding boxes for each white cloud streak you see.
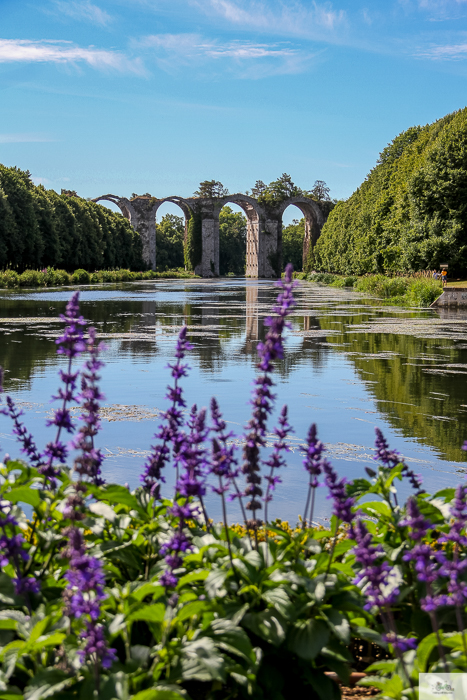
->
[416,41,467,58]
[51,0,112,26]
[138,33,318,77]
[189,0,347,40]
[0,39,146,75]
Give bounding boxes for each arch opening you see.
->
[153,200,188,272]
[218,202,247,276]
[280,200,322,273]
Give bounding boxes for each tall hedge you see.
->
[314,108,467,275]
[0,164,144,271]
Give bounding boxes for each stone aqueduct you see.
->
[92,193,328,278]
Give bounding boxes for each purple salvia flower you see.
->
[439,484,467,548]
[160,405,209,589]
[41,292,86,485]
[301,423,326,527]
[374,428,424,495]
[353,519,399,611]
[323,460,355,528]
[382,633,418,652]
[438,485,467,610]
[64,526,116,669]
[242,263,296,530]
[72,328,106,486]
[401,497,446,612]
[210,397,239,495]
[0,501,39,596]
[1,396,42,466]
[140,326,192,499]
[264,405,292,523]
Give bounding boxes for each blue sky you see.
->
[1,0,467,213]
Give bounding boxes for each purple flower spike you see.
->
[301,423,328,527]
[64,526,116,669]
[1,396,42,467]
[383,633,418,652]
[264,406,292,521]
[323,461,355,527]
[374,428,424,494]
[242,264,297,530]
[72,327,106,486]
[140,326,192,499]
[439,484,467,548]
[401,498,446,611]
[40,292,87,486]
[353,519,399,611]
[0,502,39,597]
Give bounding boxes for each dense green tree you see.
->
[0,163,144,271]
[282,218,305,271]
[257,173,303,205]
[310,180,331,202]
[219,206,246,275]
[314,108,467,275]
[156,214,185,270]
[194,180,229,198]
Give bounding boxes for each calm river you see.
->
[1,279,467,524]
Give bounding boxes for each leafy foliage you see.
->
[156,215,185,271]
[314,108,467,274]
[0,165,144,272]
[282,218,305,272]
[193,181,229,198]
[219,207,246,275]
[184,213,202,271]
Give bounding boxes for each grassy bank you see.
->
[0,267,198,289]
[303,272,443,307]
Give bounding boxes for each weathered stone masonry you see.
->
[92,193,327,278]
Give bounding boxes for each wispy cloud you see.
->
[0,133,56,143]
[416,41,467,58]
[138,33,318,77]
[50,0,112,26]
[0,39,146,75]
[189,0,347,40]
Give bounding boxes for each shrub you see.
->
[71,268,91,284]
[0,269,19,288]
[19,269,44,287]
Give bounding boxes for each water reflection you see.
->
[1,279,466,522]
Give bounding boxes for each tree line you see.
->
[0,165,143,272]
[314,107,467,275]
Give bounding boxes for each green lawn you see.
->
[446,279,467,287]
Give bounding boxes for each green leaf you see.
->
[357,501,391,517]
[177,601,208,622]
[24,670,74,700]
[287,619,329,660]
[205,569,227,599]
[351,625,385,646]
[177,570,209,588]
[7,487,40,508]
[325,610,350,644]
[417,632,442,672]
[132,690,186,700]
[127,603,165,623]
[181,637,226,683]
[207,619,254,662]
[346,479,371,500]
[243,610,287,647]
[91,484,140,511]
[433,488,455,501]
[261,586,294,617]
[132,583,165,602]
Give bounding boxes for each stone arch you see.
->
[92,195,136,223]
[215,194,261,278]
[278,196,326,271]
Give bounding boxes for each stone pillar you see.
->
[246,218,259,277]
[259,217,282,278]
[194,213,219,278]
[128,198,158,271]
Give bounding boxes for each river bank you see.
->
[0,267,198,288]
[301,272,443,307]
